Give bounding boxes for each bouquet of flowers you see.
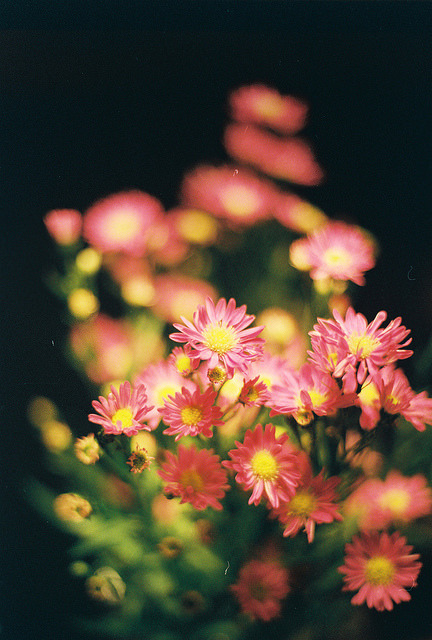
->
[30,84,432,640]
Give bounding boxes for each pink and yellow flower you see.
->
[159,386,224,441]
[44,208,82,245]
[239,376,271,407]
[126,447,154,473]
[83,190,164,256]
[170,297,264,377]
[157,444,229,510]
[88,381,153,436]
[230,558,290,621]
[224,123,324,186]
[374,471,432,528]
[152,274,218,324]
[339,531,422,611]
[271,472,342,542]
[224,423,301,508]
[168,346,200,377]
[180,164,279,226]
[229,84,308,135]
[273,193,327,233]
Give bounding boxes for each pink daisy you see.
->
[245,352,289,402]
[339,531,422,611]
[374,471,432,528]
[44,208,82,245]
[239,376,271,407]
[273,193,328,233]
[168,346,200,377]
[229,84,307,135]
[231,558,290,622]
[180,164,279,227]
[152,274,218,324]
[157,444,229,510]
[170,297,264,377]
[271,472,343,543]
[223,423,301,508]
[224,123,324,186]
[88,381,153,436]
[401,391,432,432]
[82,190,164,256]
[159,386,224,441]
[300,222,376,286]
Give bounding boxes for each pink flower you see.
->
[273,193,327,233]
[83,190,164,256]
[159,386,224,441]
[400,390,432,432]
[88,381,153,436]
[374,471,432,528]
[180,164,279,227]
[230,558,290,621]
[157,444,229,510]
[271,472,343,543]
[44,208,82,245]
[168,346,200,377]
[224,123,324,186]
[170,297,264,377]
[239,376,271,407]
[223,423,301,508]
[299,222,376,286]
[229,84,308,135]
[339,531,422,611]
[152,274,218,324]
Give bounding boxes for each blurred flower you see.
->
[170,207,219,246]
[41,420,72,452]
[375,471,432,527]
[158,444,229,511]
[159,386,224,441]
[180,164,279,227]
[75,247,102,275]
[343,430,383,477]
[289,237,313,271]
[231,558,290,621]
[157,536,184,558]
[196,518,216,545]
[89,381,153,436]
[44,208,82,245]
[27,396,57,428]
[229,84,307,135]
[170,297,264,377]
[74,433,100,464]
[239,376,270,407]
[53,493,92,522]
[102,474,135,508]
[151,493,187,523]
[224,423,301,508]
[274,194,327,233]
[67,288,99,320]
[181,590,206,614]
[339,531,421,611]
[224,123,324,186]
[83,190,164,256]
[126,446,154,473]
[153,274,218,324]
[86,567,126,605]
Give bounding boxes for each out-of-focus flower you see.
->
[158,444,229,511]
[181,590,206,614]
[153,274,218,324]
[75,247,102,275]
[224,123,324,186]
[27,396,58,428]
[229,84,308,135]
[231,558,290,621]
[159,386,224,441]
[126,446,154,473]
[289,237,313,271]
[196,518,216,545]
[170,297,264,377]
[102,474,135,509]
[83,190,164,256]
[339,531,421,611]
[86,567,126,605]
[170,207,219,246]
[239,376,270,407]
[224,423,301,508]
[157,536,184,559]
[180,165,280,227]
[41,420,72,452]
[147,216,189,266]
[151,493,188,523]
[44,208,82,246]
[53,493,92,522]
[271,472,342,543]
[89,381,153,436]
[374,471,432,527]
[274,194,327,233]
[343,430,383,477]
[67,288,99,320]
[74,433,100,464]
[244,353,289,402]
[328,293,351,317]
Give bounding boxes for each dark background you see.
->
[1,3,432,639]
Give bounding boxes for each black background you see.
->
[1,3,432,639]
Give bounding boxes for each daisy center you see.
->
[251,450,279,480]
[180,469,204,491]
[288,490,317,517]
[378,488,410,516]
[246,386,259,402]
[202,324,238,355]
[347,333,380,359]
[111,408,134,430]
[175,354,191,374]
[255,94,284,120]
[220,185,261,218]
[105,210,142,241]
[364,556,395,586]
[180,406,203,426]
[307,389,328,408]
[323,247,352,268]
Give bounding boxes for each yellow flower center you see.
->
[288,490,317,517]
[156,384,178,406]
[358,380,380,406]
[347,333,380,359]
[180,406,203,426]
[307,389,328,408]
[378,488,410,517]
[364,556,395,586]
[180,469,204,491]
[255,94,284,120]
[175,354,192,374]
[246,386,259,402]
[323,247,353,268]
[251,450,279,480]
[111,408,134,430]
[202,324,238,355]
[177,209,218,244]
[105,210,142,241]
[219,185,261,218]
